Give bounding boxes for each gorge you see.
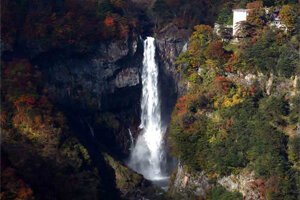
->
[1,1,299,200]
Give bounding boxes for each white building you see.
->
[232,8,287,37]
[232,9,249,36]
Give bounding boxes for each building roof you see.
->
[232,9,250,12]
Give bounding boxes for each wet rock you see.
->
[156,29,189,75]
[43,37,142,112]
[97,40,129,62]
[156,26,190,127]
[115,68,140,88]
[38,35,144,159]
[131,39,138,56]
[104,153,166,200]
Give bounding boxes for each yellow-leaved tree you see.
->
[279,5,298,31]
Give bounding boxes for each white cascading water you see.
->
[128,37,166,181]
[128,128,134,151]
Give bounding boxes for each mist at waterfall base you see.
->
[128,37,169,188]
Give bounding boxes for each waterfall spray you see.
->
[128,37,167,180]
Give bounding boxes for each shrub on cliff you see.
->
[170,20,299,198]
[279,5,298,32]
[241,28,298,77]
[206,185,243,200]
[216,2,234,25]
[1,59,118,200]
[1,0,140,53]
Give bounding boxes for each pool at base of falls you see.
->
[151,176,169,191]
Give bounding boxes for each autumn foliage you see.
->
[2,59,66,141]
[174,97,189,115]
[215,76,232,94]
[1,0,137,52]
[246,1,263,9]
[279,5,298,31]
[205,41,227,60]
[1,57,105,199]
[225,54,240,72]
[104,16,115,27]
[1,166,34,200]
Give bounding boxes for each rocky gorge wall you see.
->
[1,12,192,196]
[36,30,193,198]
[35,29,190,158]
[30,35,143,158]
[8,20,296,200]
[156,25,190,127]
[13,31,187,199]
[168,165,264,200]
[3,1,299,199]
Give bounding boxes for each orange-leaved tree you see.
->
[204,40,227,60]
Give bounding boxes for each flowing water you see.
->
[87,121,95,137]
[128,37,168,183]
[128,128,134,151]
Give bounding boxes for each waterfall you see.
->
[86,121,95,137]
[128,37,167,181]
[128,128,134,151]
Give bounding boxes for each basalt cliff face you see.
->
[23,28,188,199]
[38,35,144,158]
[39,32,189,199]
[34,29,189,159]
[156,26,191,126]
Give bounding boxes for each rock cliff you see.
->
[156,25,191,127]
